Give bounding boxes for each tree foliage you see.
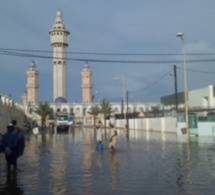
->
[34,102,53,129]
[88,105,100,127]
[99,99,113,129]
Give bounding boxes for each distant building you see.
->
[161,85,215,112]
[22,60,39,104]
[81,62,93,103]
[21,10,161,124]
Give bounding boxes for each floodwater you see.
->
[1,127,215,195]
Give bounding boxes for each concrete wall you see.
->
[109,117,177,134]
[0,96,28,134]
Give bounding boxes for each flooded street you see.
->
[1,127,215,195]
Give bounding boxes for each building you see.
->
[22,60,39,104]
[188,85,215,109]
[20,10,160,125]
[81,62,93,103]
[161,85,215,111]
[49,10,70,103]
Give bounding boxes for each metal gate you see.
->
[188,113,198,135]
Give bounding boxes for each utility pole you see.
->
[126,90,129,139]
[121,99,124,118]
[126,90,129,129]
[174,65,178,112]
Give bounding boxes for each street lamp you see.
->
[176,32,189,138]
[95,90,103,102]
[114,74,126,121]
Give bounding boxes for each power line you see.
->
[1,49,215,64]
[131,66,215,95]
[177,66,215,74]
[130,68,173,93]
[1,47,215,56]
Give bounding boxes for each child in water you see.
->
[96,125,104,151]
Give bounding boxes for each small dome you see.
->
[54,97,67,103]
[84,63,90,69]
[28,60,38,71]
[83,62,91,72]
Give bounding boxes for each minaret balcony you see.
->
[50,36,69,45]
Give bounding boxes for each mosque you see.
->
[22,10,157,123]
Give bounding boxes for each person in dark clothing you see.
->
[11,120,25,158]
[0,121,25,171]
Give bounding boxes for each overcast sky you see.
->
[1,1,215,103]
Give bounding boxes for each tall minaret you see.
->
[49,10,70,102]
[26,60,39,104]
[81,62,93,103]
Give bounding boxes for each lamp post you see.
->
[176,32,189,139]
[95,90,103,102]
[114,74,126,122]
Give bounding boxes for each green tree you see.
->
[151,106,160,117]
[99,99,113,130]
[88,105,100,127]
[34,102,53,129]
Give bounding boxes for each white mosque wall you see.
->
[50,102,161,116]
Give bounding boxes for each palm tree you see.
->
[34,102,53,129]
[99,99,113,130]
[88,105,100,127]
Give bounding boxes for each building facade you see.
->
[161,85,215,111]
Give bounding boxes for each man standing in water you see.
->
[0,120,25,171]
[12,120,25,158]
[109,123,118,152]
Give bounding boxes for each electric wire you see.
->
[130,68,173,93]
[131,65,215,95]
[177,66,215,74]
[1,49,215,64]
[1,48,215,99]
[1,48,215,56]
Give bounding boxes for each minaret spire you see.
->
[55,9,63,24]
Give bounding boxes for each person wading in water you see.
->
[109,123,118,152]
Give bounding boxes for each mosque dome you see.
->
[54,96,67,103]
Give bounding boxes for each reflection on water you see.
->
[110,152,118,191]
[0,171,24,195]
[1,127,215,194]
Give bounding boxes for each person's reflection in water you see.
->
[124,124,129,140]
[3,172,24,195]
[110,151,119,190]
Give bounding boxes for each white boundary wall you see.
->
[110,117,177,133]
